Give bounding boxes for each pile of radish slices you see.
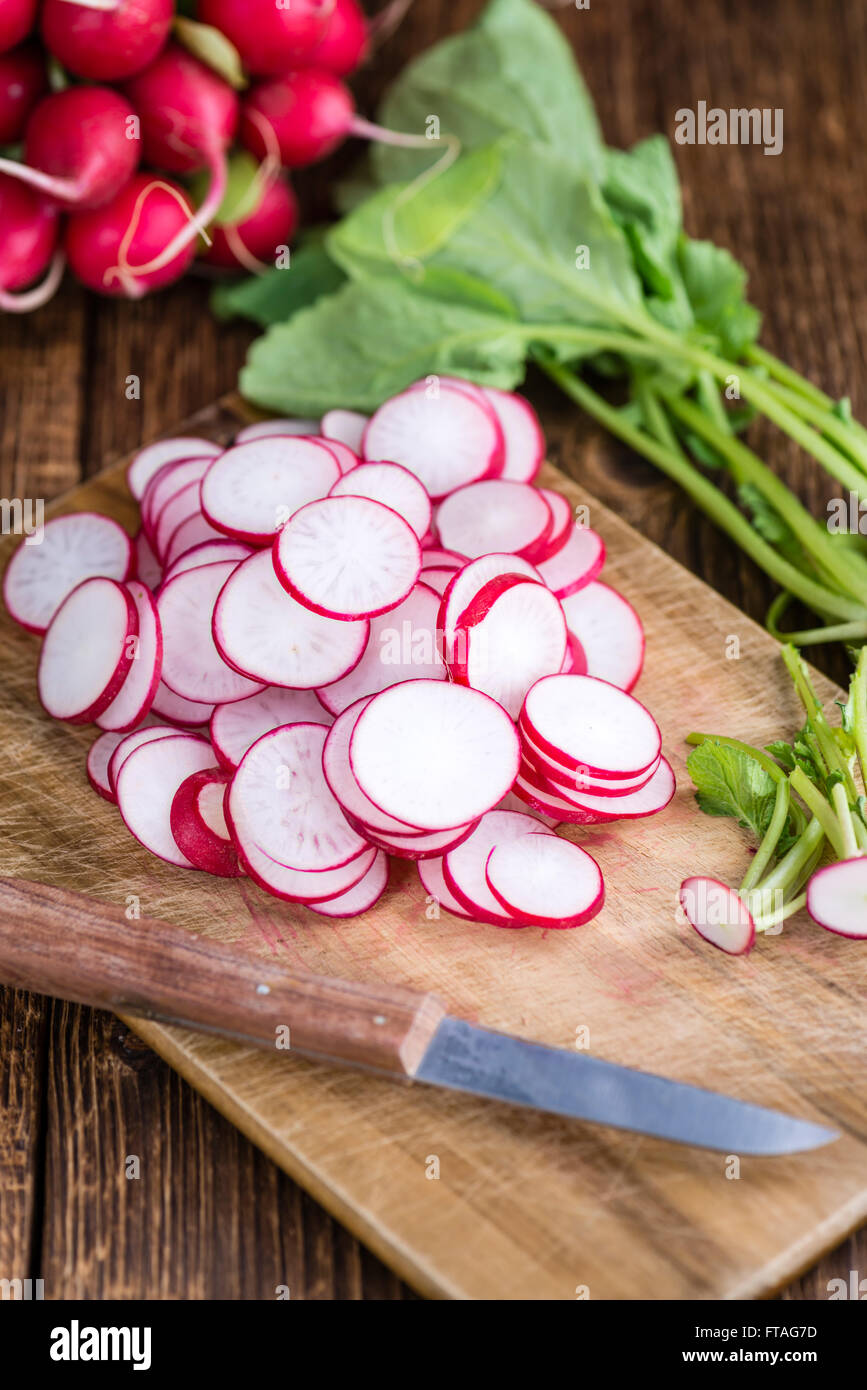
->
[3,377,674,928]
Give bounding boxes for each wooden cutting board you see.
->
[1,395,864,1301]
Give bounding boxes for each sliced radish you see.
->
[358,819,477,860]
[349,680,520,832]
[443,810,543,925]
[116,733,217,869]
[520,756,676,823]
[521,724,660,796]
[561,581,645,692]
[161,538,252,584]
[320,408,368,453]
[134,528,162,591]
[38,577,138,724]
[511,769,602,825]
[142,456,213,540]
[158,561,265,705]
[87,729,127,803]
[108,724,194,793]
[537,489,573,559]
[4,512,134,635]
[240,839,377,904]
[234,418,320,443]
[211,686,331,770]
[480,387,544,483]
[562,631,587,675]
[227,722,369,872]
[436,480,552,562]
[486,832,604,928]
[273,495,421,620]
[450,574,567,719]
[537,524,605,599]
[170,766,243,877]
[153,479,202,562]
[95,581,162,733]
[316,582,444,717]
[163,512,225,569]
[214,549,368,689]
[421,547,466,571]
[417,856,474,920]
[439,552,542,661]
[329,461,431,540]
[307,849,388,917]
[680,877,756,955]
[323,697,429,837]
[201,437,340,545]
[495,789,558,826]
[806,858,867,938]
[127,437,219,501]
[363,384,502,499]
[151,682,214,728]
[418,566,455,596]
[318,437,359,476]
[521,674,660,778]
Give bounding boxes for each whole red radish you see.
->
[41,0,173,82]
[303,0,369,77]
[197,0,331,77]
[201,174,299,272]
[0,172,63,312]
[64,171,198,298]
[241,69,354,168]
[0,0,36,54]
[0,86,139,209]
[0,41,46,144]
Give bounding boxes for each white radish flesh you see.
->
[234,418,320,442]
[38,577,138,723]
[163,512,225,569]
[151,682,214,727]
[240,839,378,903]
[323,697,433,837]
[4,512,134,635]
[116,733,217,868]
[153,479,202,562]
[363,384,502,498]
[480,387,544,483]
[142,456,212,540]
[329,461,431,539]
[201,436,340,545]
[95,581,162,732]
[417,856,474,920]
[210,685,332,770]
[561,581,645,692]
[87,730,126,803]
[443,810,543,925]
[161,539,252,583]
[316,582,444,716]
[320,408,368,453]
[806,859,867,938]
[536,525,605,599]
[486,832,604,928]
[127,437,219,501]
[450,574,567,720]
[439,552,542,660]
[318,437,359,476]
[134,528,162,591]
[307,850,389,917]
[521,674,660,777]
[679,876,756,955]
[436,480,552,561]
[158,561,265,705]
[109,724,195,793]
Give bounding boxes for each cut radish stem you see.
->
[436,480,553,562]
[158,560,264,705]
[201,436,340,545]
[150,681,214,728]
[537,524,605,599]
[95,580,162,732]
[323,697,424,837]
[116,733,217,868]
[521,674,660,778]
[235,418,320,442]
[240,839,377,904]
[806,859,867,938]
[363,384,503,498]
[127,436,219,501]
[211,685,332,771]
[227,722,369,872]
[449,573,567,719]
[417,856,474,921]
[134,528,161,590]
[273,495,421,620]
[170,767,243,877]
[87,730,127,803]
[680,877,756,955]
[316,581,444,716]
[349,679,520,832]
[214,549,369,688]
[321,408,368,453]
[109,724,193,794]
[480,387,545,483]
[38,577,138,723]
[163,513,224,568]
[3,511,133,634]
[162,539,252,584]
[561,581,645,692]
[307,851,388,918]
[442,810,544,925]
[0,85,139,209]
[486,832,604,928]
[329,461,431,540]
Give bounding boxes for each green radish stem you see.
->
[740,777,791,894]
[765,592,867,648]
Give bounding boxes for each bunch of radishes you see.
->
[3,378,674,927]
[0,0,389,311]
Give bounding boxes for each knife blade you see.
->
[0,878,838,1155]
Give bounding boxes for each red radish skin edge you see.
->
[679,876,757,956]
[806,858,867,938]
[40,0,173,83]
[0,86,139,210]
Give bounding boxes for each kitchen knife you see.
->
[0,878,838,1155]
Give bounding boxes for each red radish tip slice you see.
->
[680,877,756,955]
[806,858,867,938]
[4,512,134,635]
[170,767,243,877]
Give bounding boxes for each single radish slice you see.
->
[170,767,243,877]
[151,682,214,728]
[214,550,368,688]
[95,581,162,732]
[486,833,604,928]
[521,674,660,778]
[161,538,252,583]
[537,525,605,599]
[240,839,377,904]
[318,437,359,476]
[324,697,433,837]
[363,384,502,498]
[116,733,217,868]
[201,436,340,545]
[450,574,567,719]
[211,686,332,770]
[163,512,225,569]
[680,877,756,955]
[153,479,202,561]
[407,376,505,476]
[358,820,477,861]
[158,561,265,705]
[109,724,195,793]
[417,856,474,921]
[480,387,544,483]
[806,859,867,938]
[273,495,421,620]
[4,512,134,635]
[320,408,368,454]
[442,810,543,925]
[561,581,645,692]
[439,552,542,659]
[537,489,573,559]
[87,730,127,803]
[142,456,213,540]
[542,756,676,822]
[421,547,466,571]
[349,680,520,832]
[134,528,162,591]
[329,461,431,540]
[307,850,388,918]
[316,582,444,716]
[127,437,220,501]
[234,418,320,442]
[38,578,138,723]
[228,722,368,872]
[436,480,552,562]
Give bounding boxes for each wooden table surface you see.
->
[1,0,865,1300]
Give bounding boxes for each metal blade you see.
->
[415,1018,838,1155]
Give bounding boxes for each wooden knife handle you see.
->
[0,879,445,1077]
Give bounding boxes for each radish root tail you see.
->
[0,250,65,313]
